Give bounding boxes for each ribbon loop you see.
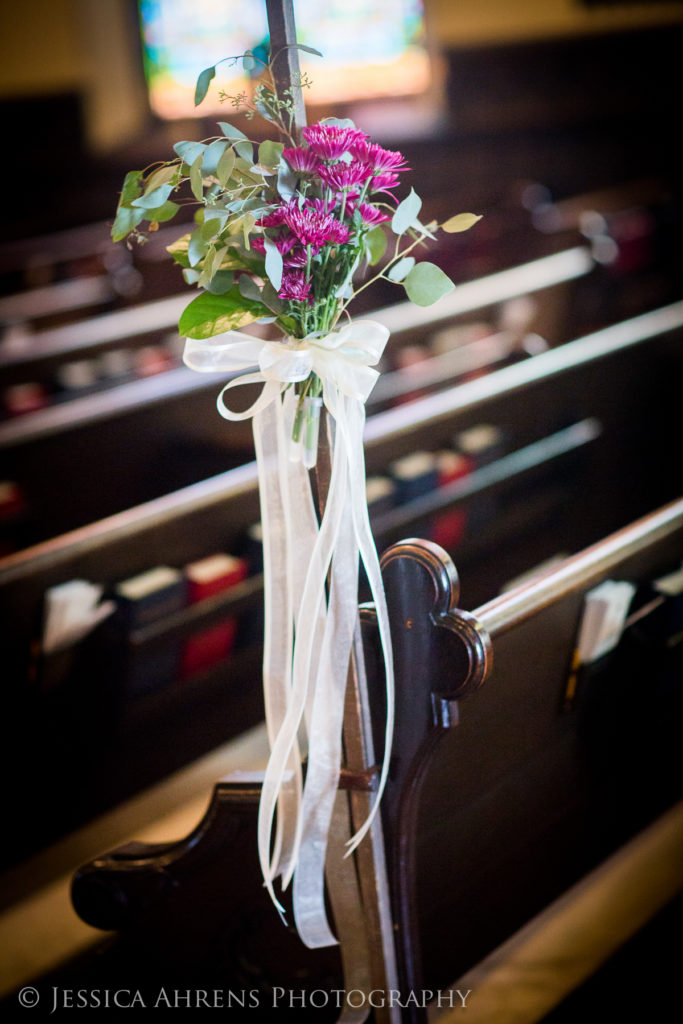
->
[182,322,394,952]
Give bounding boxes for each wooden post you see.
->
[264,3,399,1017]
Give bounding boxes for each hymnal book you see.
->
[389,451,439,505]
[181,553,248,679]
[454,423,506,534]
[114,565,187,696]
[114,566,187,630]
[576,580,636,666]
[431,450,472,551]
[366,476,396,520]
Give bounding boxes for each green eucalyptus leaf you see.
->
[216,147,236,188]
[187,218,222,267]
[144,199,179,223]
[144,164,179,194]
[321,116,356,129]
[280,43,323,58]
[174,140,206,165]
[206,270,235,294]
[183,268,202,284]
[260,280,284,314]
[441,212,483,233]
[403,262,455,307]
[391,187,422,235]
[233,156,261,183]
[190,153,204,202]
[242,50,256,72]
[234,139,254,162]
[194,65,216,106]
[179,287,270,339]
[387,256,415,283]
[277,160,297,200]
[365,225,387,266]
[263,238,283,291]
[198,244,228,288]
[218,122,249,141]
[167,234,191,267]
[118,169,144,205]
[202,139,229,176]
[258,140,284,168]
[238,274,263,303]
[111,204,144,242]
[131,183,174,209]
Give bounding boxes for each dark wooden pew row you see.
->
[0,247,594,547]
[59,496,683,1022]
[1,298,682,871]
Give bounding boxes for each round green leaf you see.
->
[403,262,455,306]
[144,200,179,223]
[365,225,387,266]
[391,187,422,236]
[387,256,415,283]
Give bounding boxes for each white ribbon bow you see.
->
[183,321,394,952]
[184,319,389,409]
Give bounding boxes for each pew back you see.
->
[1,300,682,868]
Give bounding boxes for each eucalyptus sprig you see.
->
[111,50,481,343]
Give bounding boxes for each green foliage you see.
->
[111,48,481,343]
[402,262,455,306]
[179,287,271,339]
[194,65,216,106]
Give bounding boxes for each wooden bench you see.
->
[60,496,683,1021]
[0,246,594,546]
[1,299,682,869]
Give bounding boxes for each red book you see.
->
[431,451,473,552]
[181,553,248,679]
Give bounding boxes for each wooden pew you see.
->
[0,246,594,546]
[1,298,683,869]
[60,496,683,1021]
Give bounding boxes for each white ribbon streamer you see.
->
[183,320,394,949]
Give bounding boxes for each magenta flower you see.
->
[282,147,320,174]
[302,123,369,161]
[281,200,351,248]
[369,171,402,194]
[278,269,313,303]
[256,207,288,228]
[282,246,309,268]
[351,202,391,225]
[349,140,409,174]
[317,161,374,192]
[251,235,297,257]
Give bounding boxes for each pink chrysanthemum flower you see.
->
[282,146,320,174]
[281,200,351,248]
[256,207,288,228]
[282,246,309,268]
[251,235,298,257]
[278,269,313,303]
[317,161,374,192]
[349,140,409,174]
[302,123,369,161]
[351,201,391,225]
[369,171,402,194]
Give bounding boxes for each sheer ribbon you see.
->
[184,321,394,949]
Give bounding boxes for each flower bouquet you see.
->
[112,48,480,949]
